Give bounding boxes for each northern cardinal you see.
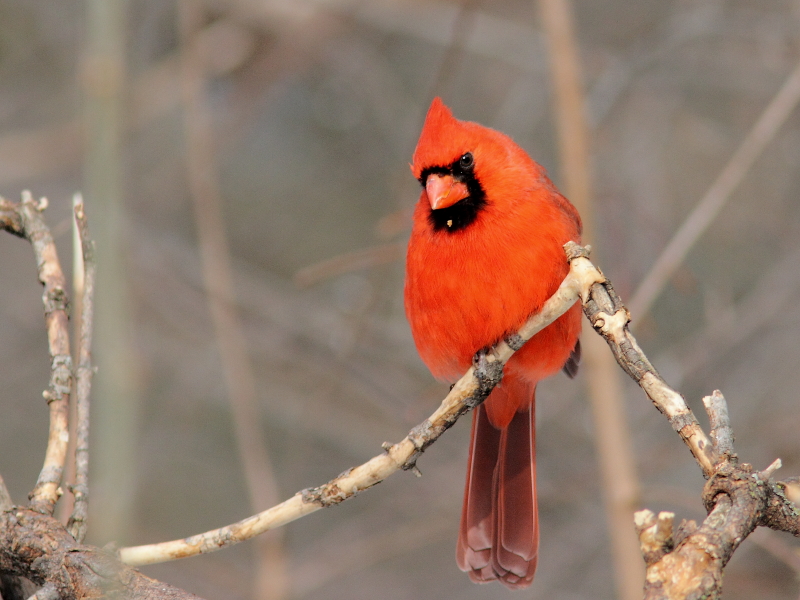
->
[404,98,582,589]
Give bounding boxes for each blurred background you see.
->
[1,0,800,598]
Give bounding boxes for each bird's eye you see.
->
[459,152,474,170]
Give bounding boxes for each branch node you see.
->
[400,456,418,473]
[399,422,438,473]
[563,240,591,260]
[503,333,525,351]
[673,518,699,546]
[300,476,352,507]
[472,349,504,405]
[668,412,697,433]
[634,509,675,565]
[50,354,73,397]
[406,422,429,451]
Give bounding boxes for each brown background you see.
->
[1,1,799,598]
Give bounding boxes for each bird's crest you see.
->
[412,97,471,179]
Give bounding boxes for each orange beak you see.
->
[425,173,469,210]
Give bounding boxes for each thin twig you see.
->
[9,191,73,515]
[118,243,600,567]
[53,195,86,526]
[293,241,406,287]
[66,194,96,542]
[630,57,800,319]
[0,474,12,511]
[703,390,734,462]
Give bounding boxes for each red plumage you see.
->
[404,98,582,589]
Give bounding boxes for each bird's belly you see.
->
[406,261,579,384]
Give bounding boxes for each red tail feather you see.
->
[456,384,538,589]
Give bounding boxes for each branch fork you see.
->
[633,390,800,599]
[1,193,202,599]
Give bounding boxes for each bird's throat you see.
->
[428,194,486,232]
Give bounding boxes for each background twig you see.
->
[83,0,141,544]
[2,3,799,597]
[538,1,643,597]
[177,3,287,598]
[630,58,800,319]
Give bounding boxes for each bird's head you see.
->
[411,97,534,232]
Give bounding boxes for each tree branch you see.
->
[0,474,12,512]
[573,248,800,598]
[1,192,73,515]
[579,254,718,476]
[66,194,96,542]
[0,508,203,600]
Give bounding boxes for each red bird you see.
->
[404,98,582,589]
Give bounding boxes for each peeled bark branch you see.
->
[1,192,73,515]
